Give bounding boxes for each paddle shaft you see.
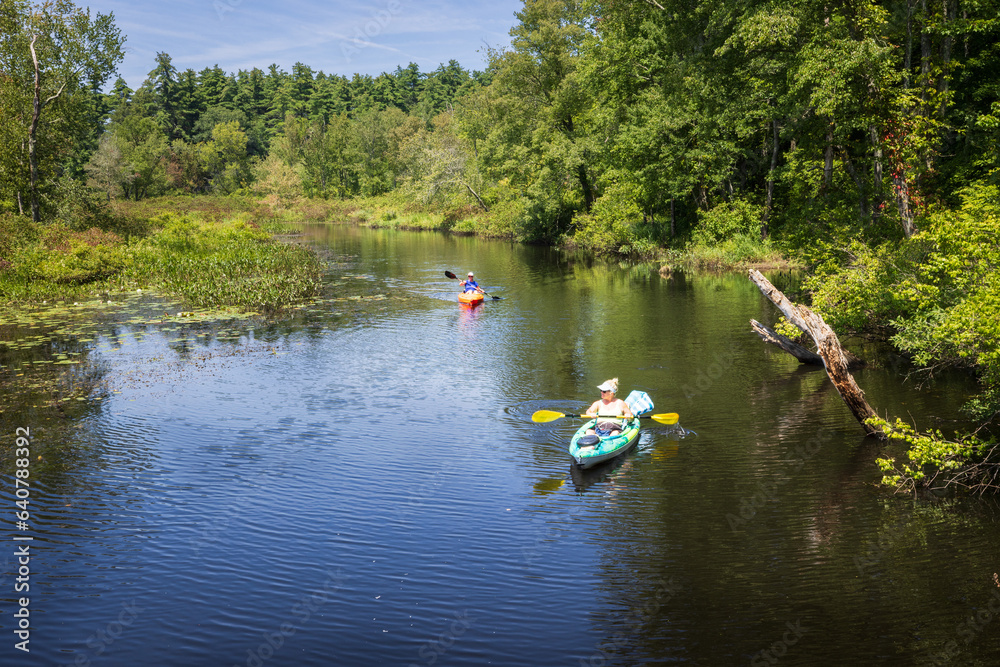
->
[531,409,679,425]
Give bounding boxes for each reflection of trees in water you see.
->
[573,365,995,665]
[745,364,1000,662]
[568,434,688,662]
[0,337,109,423]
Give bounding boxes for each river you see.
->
[1,224,999,666]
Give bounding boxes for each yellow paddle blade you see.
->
[531,409,567,423]
[650,413,679,425]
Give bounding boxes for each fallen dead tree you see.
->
[748,269,886,440]
[748,270,1000,494]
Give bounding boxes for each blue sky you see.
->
[87,0,525,89]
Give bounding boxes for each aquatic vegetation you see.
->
[1,207,323,314]
[117,214,323,314]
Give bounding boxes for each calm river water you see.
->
[2,224,999,666]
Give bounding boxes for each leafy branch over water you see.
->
[871,417,1000,497]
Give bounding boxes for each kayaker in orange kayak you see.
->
[460,272,484,294]
[585,378,634,437]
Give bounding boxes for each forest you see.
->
[1,0,998,489]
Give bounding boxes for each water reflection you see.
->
[1,225,997,666]
[457,299,485,331]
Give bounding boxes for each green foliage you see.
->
[809,184,1000,419]
[773,317,805,341]
[0,213,39,271]
[0,0,124,220]
[806,239,917,332]
[474,191,526,240]
[199,121,251,194]
[870,417,998,495]
[251,154,304,207]
[456,0,598,244]
[691,199,763,246]
[0,218,126,295]
[0,204,321,313]
[563,181,642,255]
[35,233,125,285]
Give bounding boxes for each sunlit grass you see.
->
[668,234,799,271]
[1,207,322,313]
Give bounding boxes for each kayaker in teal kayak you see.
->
[460,272,484,293]
[585,378,634,437]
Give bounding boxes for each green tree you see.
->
[144,52,183,140]
[0,0,123,220]
[113,114,170,200]
[392,62,423,112]
[200,120,250,194]
[309,73,349,121]
[400,111,488,210]
[289,62,314,116]
[300,114,362,198]
[197,64,234,110]
[462,0,597,241]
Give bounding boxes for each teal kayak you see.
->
[569,417,641,468]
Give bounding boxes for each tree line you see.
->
[79,54,483,203]
[8,0,998,241]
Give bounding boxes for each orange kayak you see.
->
[458,291,485,306]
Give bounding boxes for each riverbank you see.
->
[0,196,323,313]
[1,194,799,313]
[250,191,801,270]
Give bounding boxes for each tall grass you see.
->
[119,215,322,313]
[677,234,795,270]
[1,207,322,313]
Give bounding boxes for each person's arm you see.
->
[621,400,634,419]
[585,401,599,416]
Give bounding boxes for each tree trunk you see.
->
[904,0,915,88]
[894,174,917,238]
[670,198,676,238]
[841,152,869,216]
[920,0,932,102]
[27,34,69,222]
[577,164,595,212]
[763,118,779,239]
[750,319,823,365]
[870,126,885,222]
[940,0,952,92]
[462,180,489,211]
[822,124,834,194]
[28,35,42,223]
[748,270,885,439]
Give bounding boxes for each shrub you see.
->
[691,198,763,246]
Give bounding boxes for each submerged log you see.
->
[749,269,885,439]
